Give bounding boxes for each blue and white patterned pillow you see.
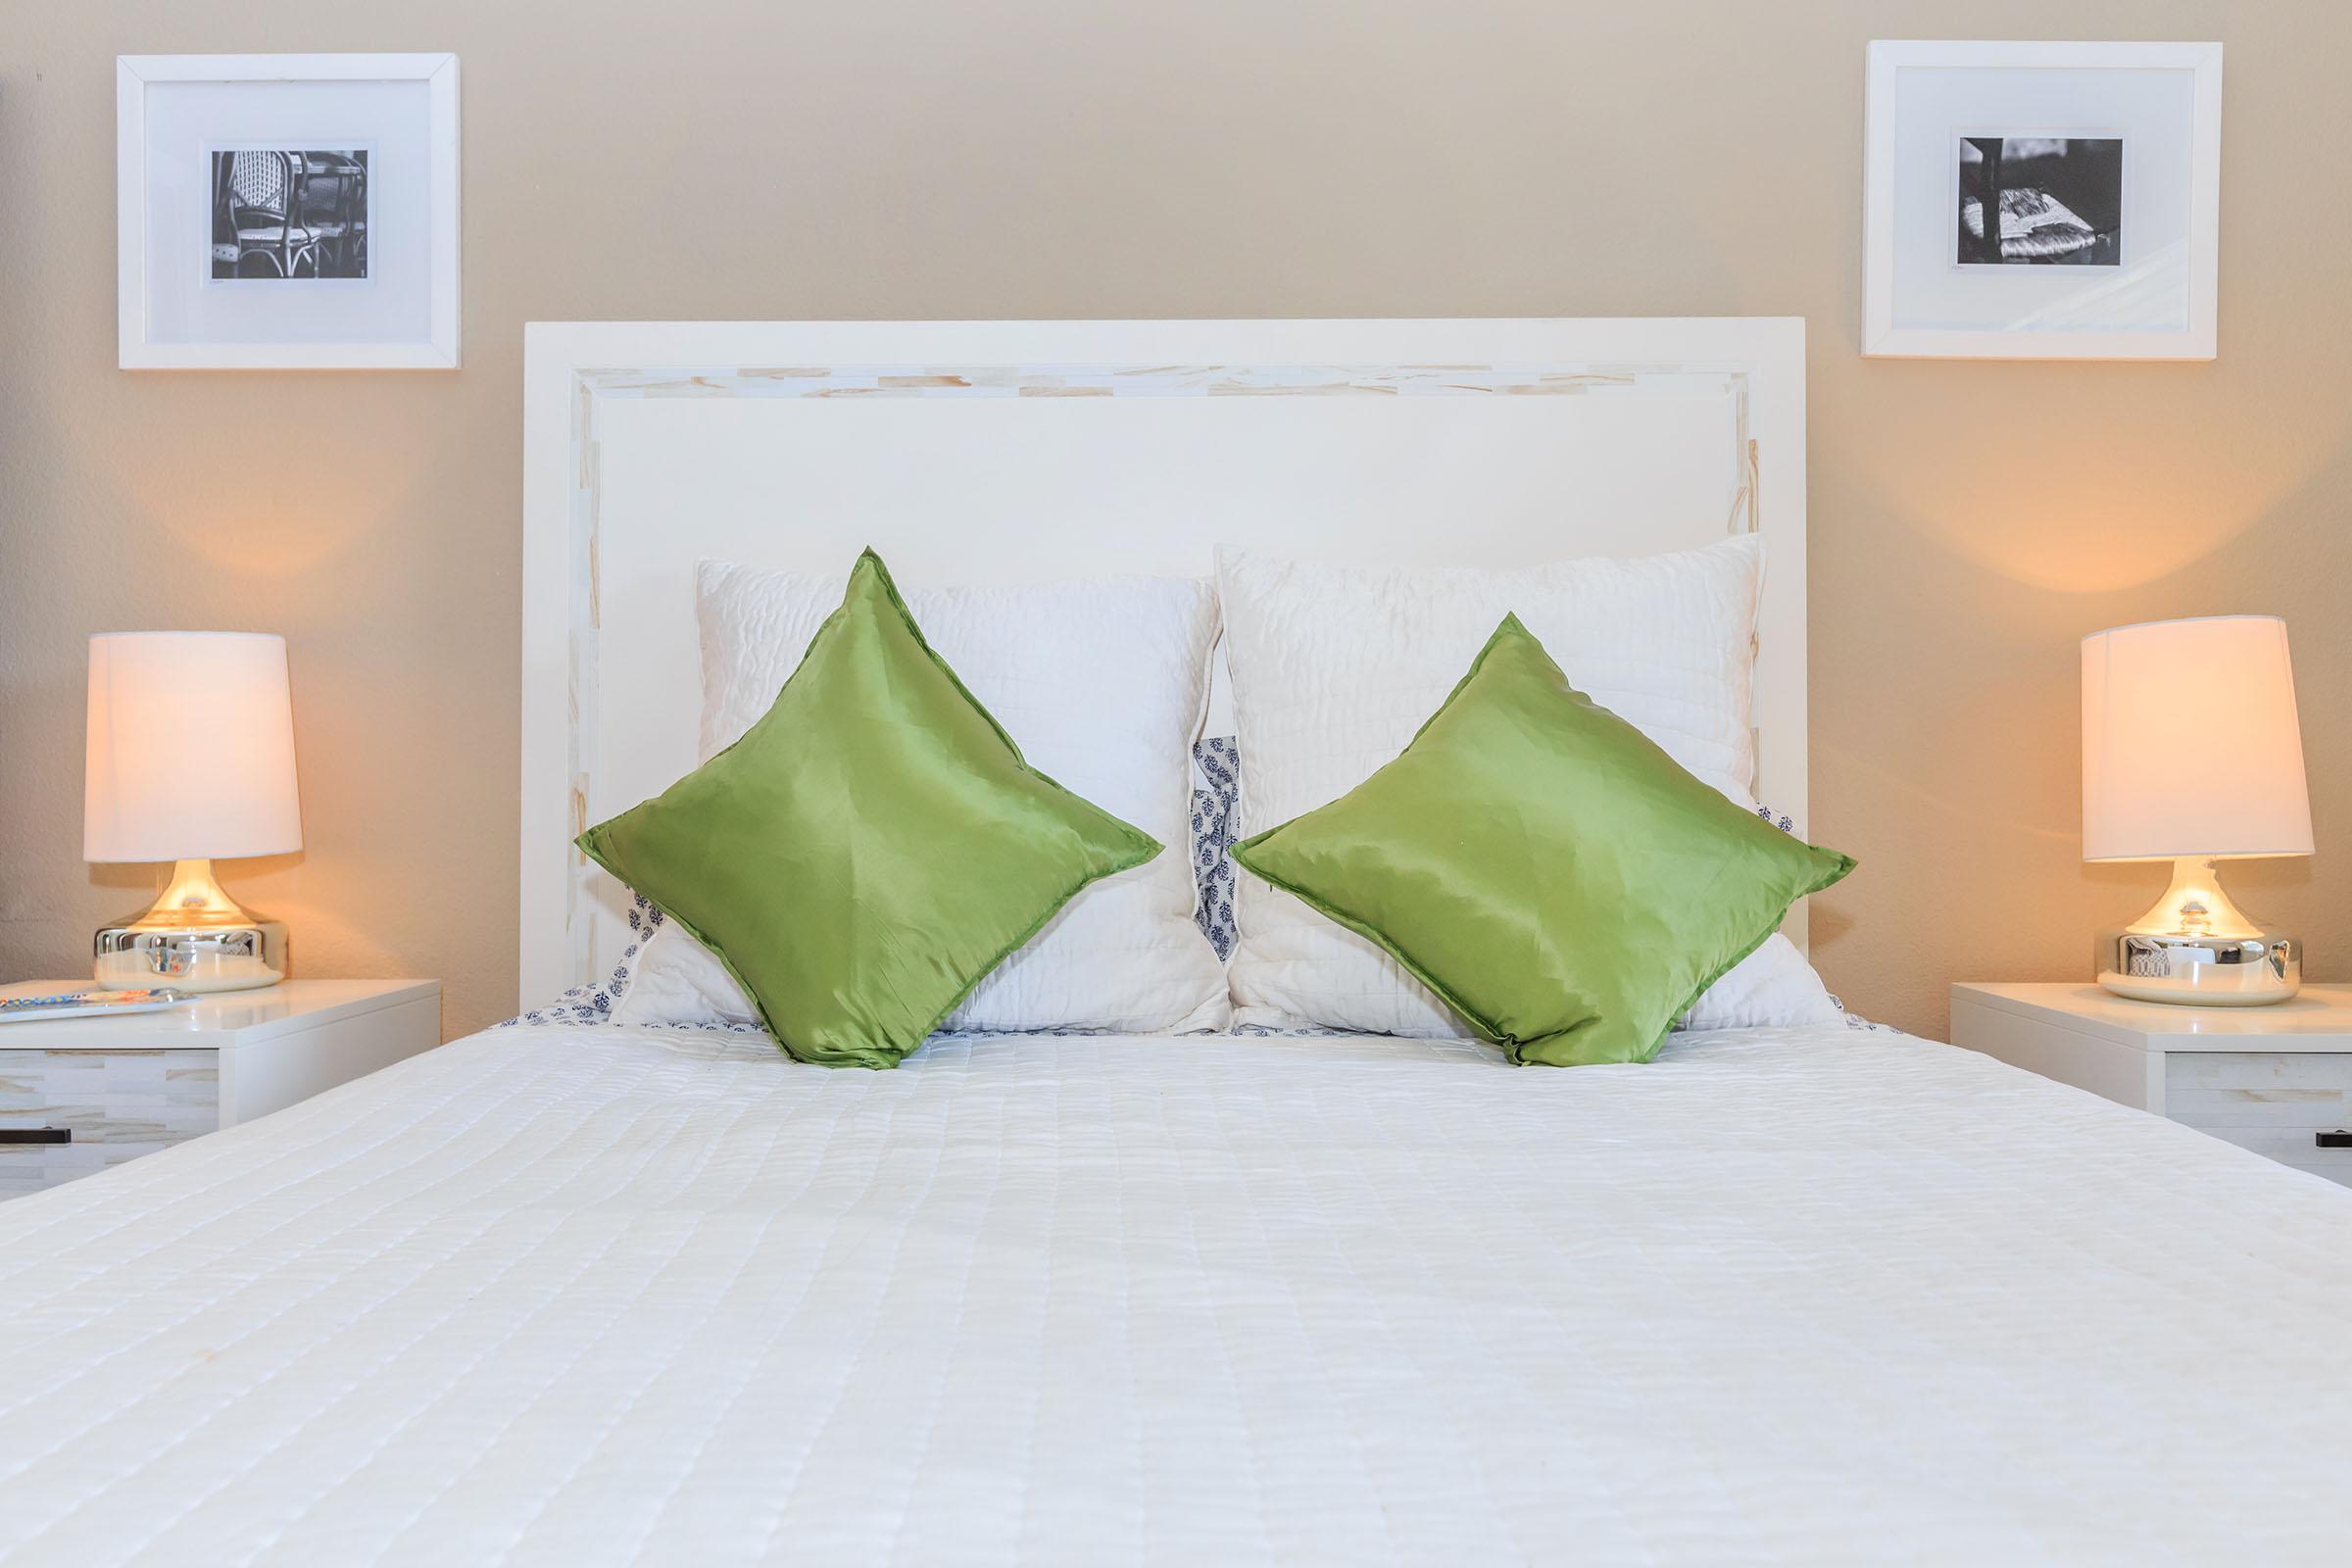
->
[1190,736,1241,959]
[497,896,669,1030]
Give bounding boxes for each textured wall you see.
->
[3,1,2346,1040]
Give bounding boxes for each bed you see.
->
[3,319,2346,1563]
[4,1020,2349,1561]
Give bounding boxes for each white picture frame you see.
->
[1864,41,2221,361]
[118,53,460,369]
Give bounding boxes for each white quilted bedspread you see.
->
[2,1024,2348,1565]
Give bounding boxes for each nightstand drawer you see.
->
[0,1049,220,1200]
[2165,1052,2352,1186]
[1952,984,2352,1190]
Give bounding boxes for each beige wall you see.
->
[4,1,2347,1040]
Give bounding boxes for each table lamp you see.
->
[2082,615,2312,1005]
[84,631,302,992]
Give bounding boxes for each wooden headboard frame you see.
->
[520,318,1807,1003]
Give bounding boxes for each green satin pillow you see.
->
[576,550,1159,1068]
[1232,614,1853,1067]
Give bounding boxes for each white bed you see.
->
[2,318,2346,1562]
[2,1019,2348,1562]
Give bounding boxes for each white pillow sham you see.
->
[614,563,1230,1036]
[1216,535,1840,1037]
[1677,936,1842,1031]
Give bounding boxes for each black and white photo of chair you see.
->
[211,149,368,279]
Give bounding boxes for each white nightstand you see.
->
[1951,982,2352,1188]
[0,979,439,1200]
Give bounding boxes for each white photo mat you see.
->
[117,54,459,369]
[1864,41,2221,360]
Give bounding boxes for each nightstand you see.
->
[0,979,439,1200]
[1951,982,2352,1188]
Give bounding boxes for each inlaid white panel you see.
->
[0,1048,220,1200]
[2167,1051,2352,1187]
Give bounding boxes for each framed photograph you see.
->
[1864,41,2221,360]
[118,54,459,369]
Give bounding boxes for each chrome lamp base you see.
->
[93,858,287,994]
[2095,857,2300,1007]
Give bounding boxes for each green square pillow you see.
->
[1231,613,1853,1066]
[576,550,1159,1068]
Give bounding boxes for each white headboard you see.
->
[521,318,1807,1003]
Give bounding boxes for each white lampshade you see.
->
[84,631,303,863]
[2081,615,2312,862]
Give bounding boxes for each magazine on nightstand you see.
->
[0,987,197,1024]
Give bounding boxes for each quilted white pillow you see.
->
[1217,535,1839,1037]
[615,563,1230,1036]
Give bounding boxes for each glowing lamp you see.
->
[2082,615,2312,1004]
[84,631,301,991]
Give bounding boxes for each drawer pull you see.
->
[0,1127,72,1145]
[2318,1130,2352,1151]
